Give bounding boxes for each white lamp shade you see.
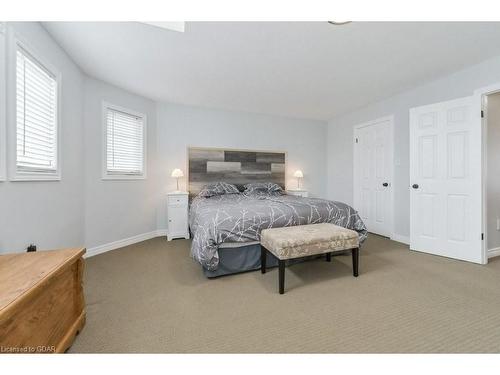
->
[171,168,184,178]
[293,170,303,178]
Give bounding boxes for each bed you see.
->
[189,193,367,277]
[186,147,367,277]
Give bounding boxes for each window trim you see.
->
[101,101,147,180]
[0,23,7,181]
[7,30,62,181]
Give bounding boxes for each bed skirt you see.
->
[203,243,279,278]
[202,243,348,278]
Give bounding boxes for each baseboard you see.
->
[85,230,167,258]
[488,247,500,259]
[390,234,410,245]
[85,229,411,258]
[156,229,167,236]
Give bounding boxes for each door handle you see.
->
[412,184,419,189]
[382,182,389,187]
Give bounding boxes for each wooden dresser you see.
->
[0,248,86,353]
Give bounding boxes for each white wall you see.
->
[327,55,500,239]
[83,78,160,248]
[156,102,327,231]
[0,22,85,253]
[487,93,500,251]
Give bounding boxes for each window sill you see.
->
[102,174,146,181]
[10,173,61,182]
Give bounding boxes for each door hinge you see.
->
[482,233,484,240]
[481,110,484,118]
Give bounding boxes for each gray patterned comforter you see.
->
[189,193,367,270]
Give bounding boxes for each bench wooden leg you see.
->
[279,260,285,294]
[326,252,331,262]
[352,247,359,277]
[261,246,267,274]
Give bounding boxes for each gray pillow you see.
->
[243,182,283,195]
[198,182,240,198]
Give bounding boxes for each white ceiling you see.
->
[42,22,500,121]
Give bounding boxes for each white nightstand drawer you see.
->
[168,195,188,206]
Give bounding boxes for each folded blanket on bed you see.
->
[189,194,367,271]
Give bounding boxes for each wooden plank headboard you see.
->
[188,147,286,197]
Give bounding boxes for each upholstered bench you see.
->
[260,223,360,294]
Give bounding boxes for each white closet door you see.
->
[409,96,483,263]
[354,117,393,237]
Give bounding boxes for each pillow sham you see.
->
[198,182,240,198]
[243,182,283,195]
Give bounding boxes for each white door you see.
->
[410,96,483,263]
[354,116,393,237]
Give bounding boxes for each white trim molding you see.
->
[353,115,395,239]
[0,23,6,181]
[390,234,410,245]
[488,247,500,259]
[85,230,167,258]
[474,82,500,264]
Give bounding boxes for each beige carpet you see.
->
[69,235,500,353]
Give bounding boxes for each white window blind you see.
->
[105,107,144,176]
[16,46,58,174]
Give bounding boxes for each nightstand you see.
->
[167,192,190,241]
[286,189,309,198]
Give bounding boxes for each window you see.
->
[103,103,146,179]
[13,41,60,180]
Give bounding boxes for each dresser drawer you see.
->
[168,195,188,206]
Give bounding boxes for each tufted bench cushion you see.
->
[260,223,359,260]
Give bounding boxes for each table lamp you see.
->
[171,168,184,191]
[293,170,303,189]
